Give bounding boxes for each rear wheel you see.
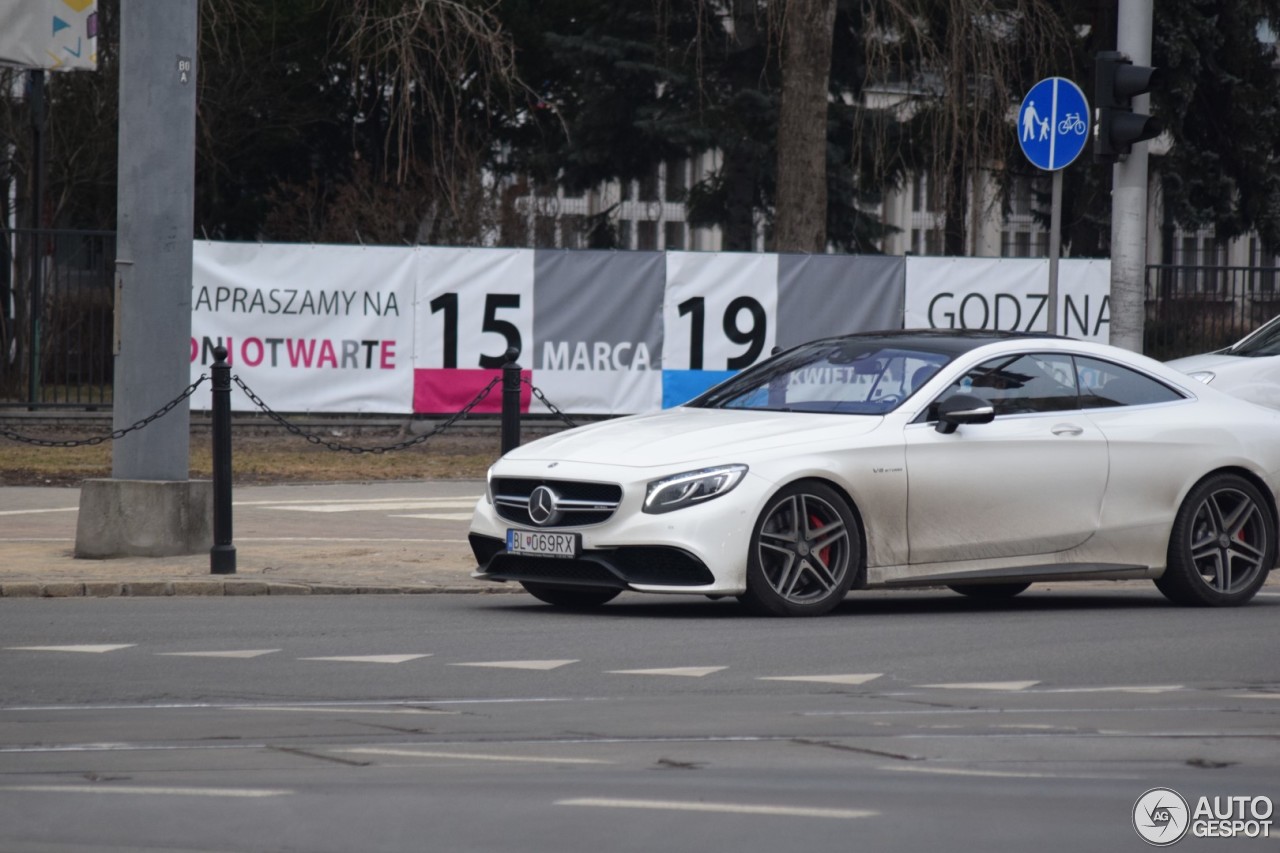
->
[520,582,620,608]
[1156,473,1275,607]
[739,482,860,617]
[947,583,1031,599]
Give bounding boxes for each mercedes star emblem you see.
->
[527,485,562,526]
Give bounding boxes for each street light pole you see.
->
[1109,0,1155,353]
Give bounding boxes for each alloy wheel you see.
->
[1186,486,1269,595]
[756,492,852,605]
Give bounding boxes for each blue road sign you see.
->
[1017,77,1090,171]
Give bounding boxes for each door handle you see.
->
[1051,423,1084,436]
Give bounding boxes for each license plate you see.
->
[506,529,580,559]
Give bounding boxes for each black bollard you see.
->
[500,347,522,455]
[210,345,236,574]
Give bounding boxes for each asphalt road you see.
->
[2,590,1278,852]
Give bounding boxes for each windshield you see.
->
[1229,315,1280,357]
[688,339,954,414]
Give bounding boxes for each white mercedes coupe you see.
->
[469,331,1280,616]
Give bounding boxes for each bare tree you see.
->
[340,0,523,236]
[197,0,528,243]
[856,0,1071,254]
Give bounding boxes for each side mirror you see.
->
[935,393,995,434]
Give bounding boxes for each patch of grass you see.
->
[0,429,501,486]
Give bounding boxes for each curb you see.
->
[0,581,522,598]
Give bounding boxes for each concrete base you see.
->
[75,479,213,559]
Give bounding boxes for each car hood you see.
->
[1166,352,1240,372]
[505,407,886,468]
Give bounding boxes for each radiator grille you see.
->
[492,478,623,528]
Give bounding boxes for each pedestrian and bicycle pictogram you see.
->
[1018,77,1091,171]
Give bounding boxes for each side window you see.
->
[937,353,1079,416]
[1075,356,1185,408]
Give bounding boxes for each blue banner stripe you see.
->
[662,370,737,408]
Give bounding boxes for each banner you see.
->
[413,247,534,414]
[530,250,664,415]
[188,243,1111,415]
[776,254,905,347]
[190,242,417,413]
[904,257,1110,343]
[661,252,778,406]
[0,0,98,71]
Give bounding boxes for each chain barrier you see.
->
[0,376,209,447]
[231,374,501,454]
[523,380,580,429]
[1,374,578,452]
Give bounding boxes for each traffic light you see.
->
[1094,50,1163,164]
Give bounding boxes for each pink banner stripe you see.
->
[413,368,530,415]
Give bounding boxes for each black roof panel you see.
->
[790,328,1071,357]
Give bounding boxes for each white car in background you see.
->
[1167,315,1280,409]
[469,331,1280,616]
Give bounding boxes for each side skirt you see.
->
[877,562,1153,588]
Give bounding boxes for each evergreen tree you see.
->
[1153,0,1280,253]
[496,0,895,252]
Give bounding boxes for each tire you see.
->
[1155,473,1276,607]
[738,482,860,617]
[947,583,1031,599]
[520,582,621,608]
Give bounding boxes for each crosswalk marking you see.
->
[235,537,469,543]
[4,644,135,654]
[608,666,727,678]
[557,798,877,819]
[234,706,457,715]
[0,507,78,516]
[880,766,1085,780]
[341,748,609,765]
[450,660,579,671]
[0,785,291,797]
[758,674,882,686]
[0,641,1237,704]
[233,497,481,507]
[298,654,432,664]
[157,650,280,659]
[1034,685,1182,694]
[917,681,1040,691]
[261,500,477,514]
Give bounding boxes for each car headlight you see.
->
[1186,371,1216,384]
[643,465,748,514]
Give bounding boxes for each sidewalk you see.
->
[6,480,1278,600]
[0,480,518,597]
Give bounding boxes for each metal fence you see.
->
[1,229,1274,409]
[1,228,115,408]
[1143,264,1276,360]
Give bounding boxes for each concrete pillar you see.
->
[76,0,210,559]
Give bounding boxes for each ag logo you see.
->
[1134,788,1190,846]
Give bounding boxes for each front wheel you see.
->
[947,583,1031,599]
[738,482,860,617]
[1155,473,1276,607]
[520,582,620,608]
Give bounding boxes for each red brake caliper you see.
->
[809,514,831,564]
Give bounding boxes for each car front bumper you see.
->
[468,459,767,595]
